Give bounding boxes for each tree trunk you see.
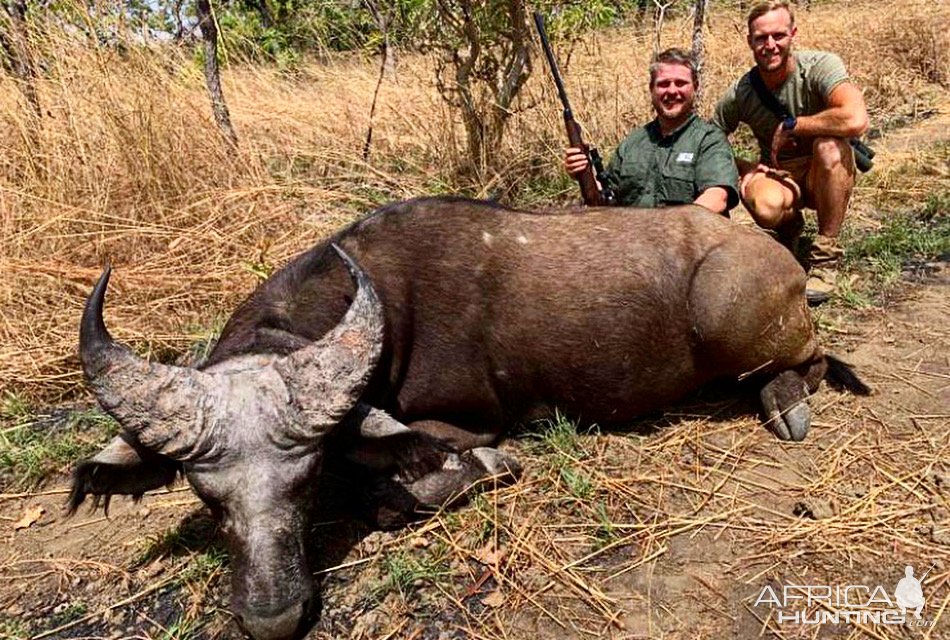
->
[652,1,673,53]
[171,0,186,41]
[253,0,273,29]
[494,0,530,116]
[196,0,238,149]
[382,32,396,80]
[363,0,397,80]
[691,0,708,104]
[0,0,40,119]
[433,0,530,177]
[456,77,486,172]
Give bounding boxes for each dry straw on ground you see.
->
[0,0,947,401]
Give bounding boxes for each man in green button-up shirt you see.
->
[564,48,739,215]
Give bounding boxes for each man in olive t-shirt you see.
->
[713,0,868,303]
[564,48,739,215]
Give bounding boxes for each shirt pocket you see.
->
[659,160,696,205]
[613,158,650,206]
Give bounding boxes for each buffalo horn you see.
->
[276,245,385,438]
[80,265,213,460]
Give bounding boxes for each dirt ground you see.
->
[1,117,948,639]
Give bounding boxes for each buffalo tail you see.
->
[824,354,872,396]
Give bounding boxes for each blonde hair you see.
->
[648,48,698,87]
[747,1,796,33]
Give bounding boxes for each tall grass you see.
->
[1,0,947,400]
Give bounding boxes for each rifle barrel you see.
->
[532,10,605,206]
[532,12,572,115]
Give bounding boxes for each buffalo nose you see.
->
[238,601,307,640]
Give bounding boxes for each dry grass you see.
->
[6,350,947,638]
[1,0,948,401]
[308,370,950,638]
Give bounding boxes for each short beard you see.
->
[661,100,692,115]
[758,50,789,73]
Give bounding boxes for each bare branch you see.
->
[652,0,675,53]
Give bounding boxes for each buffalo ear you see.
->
[67,433,182,515]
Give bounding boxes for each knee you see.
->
[745,185,789,229]
[811,137,851,171]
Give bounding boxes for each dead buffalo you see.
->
[70,196,868,640]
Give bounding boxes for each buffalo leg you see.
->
[800,355,828,393]
[405,418,500,451]
[366,447,522,529]
[343,404,452,481]
[344,406,519,526]
[760,369,811,441]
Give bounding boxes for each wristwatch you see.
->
[782,115,798,132]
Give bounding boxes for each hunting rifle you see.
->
[533,12,613,206]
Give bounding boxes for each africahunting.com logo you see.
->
[754,564,936,626]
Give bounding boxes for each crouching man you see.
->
[713,0,869,303]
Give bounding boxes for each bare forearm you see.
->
[796,107,868,139]
[694,187,729,216]
[795,84,869,139]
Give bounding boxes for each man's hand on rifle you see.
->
[564,147,591,177]
[536,13,608,206]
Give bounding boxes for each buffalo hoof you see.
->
[768,401,811,442]
[760,370,811,441]
[467,447,522,482]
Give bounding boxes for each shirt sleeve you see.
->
[712,81,741,135]
[694,126,740,210]
[808,52,850,99]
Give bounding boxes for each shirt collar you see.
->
[648,113,698,142]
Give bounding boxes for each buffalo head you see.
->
[70,246,383,640]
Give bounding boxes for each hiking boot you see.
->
[804,235,844,305]
[807,234,844,267]
[805,267,837,305]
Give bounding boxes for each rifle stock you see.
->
[533,12,608,206]
[564,120,604,206]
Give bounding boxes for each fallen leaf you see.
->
[14,505,44,530]
[461,568,492,599]
[481,589,505,608]
[408,536,429,549]
[475,542,506,566]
